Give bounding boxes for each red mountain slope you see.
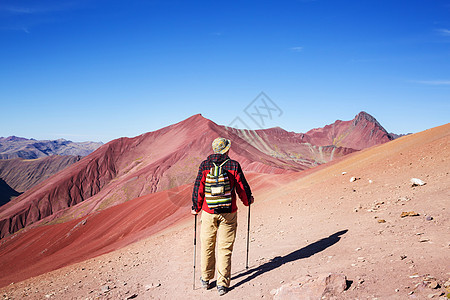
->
[0,184,193,287]
[0,113,387,239]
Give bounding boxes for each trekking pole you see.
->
[193,213,197,290]
[246,201,251,269]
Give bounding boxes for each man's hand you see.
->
[191,209,199,215]
[249,196,254,205]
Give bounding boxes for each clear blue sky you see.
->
[1,0,449,142]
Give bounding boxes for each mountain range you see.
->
[0,111,393,239]
[0,136,103,159]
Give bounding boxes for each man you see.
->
[191,137,253,296]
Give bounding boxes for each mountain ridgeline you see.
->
[0,112,394,238]
[0,137,103,160]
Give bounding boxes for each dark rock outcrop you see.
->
[0,179,20,207]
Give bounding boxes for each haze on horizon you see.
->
[1,0,449,143]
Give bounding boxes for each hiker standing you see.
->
[191,137,254,296]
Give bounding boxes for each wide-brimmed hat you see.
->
[212,137,231,154]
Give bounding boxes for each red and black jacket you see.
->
[192,153,252,214]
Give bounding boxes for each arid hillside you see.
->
[0,156,82,205]
[0,123,448,299]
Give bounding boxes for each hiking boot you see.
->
[217,285,228,296]
[200,278,210,289]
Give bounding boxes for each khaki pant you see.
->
[200,211,237,288]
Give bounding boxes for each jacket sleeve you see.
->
[234,163,252,206]
[192,163,206,212]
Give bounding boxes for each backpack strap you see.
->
[210,159,230,184]
[218,159,229,168]
[218,159,229,177]
[210,159,230,175]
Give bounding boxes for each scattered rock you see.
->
[378,219,386,223]
[145,283,161,290]
[101,285,110,293]
[368,179,373,183]
[443,280,450,288]
[397,196,411,203]
[401,211,420,218]
[126,294,138,299]
[400,255,407,260]
[419,238,430,243]
[428,281,440,289]
[353,204,362,213]
[350,177,360,182]
[271,273,349,299]
[342,172,347,175]
[426,216,434,221]
[410,178,426,187]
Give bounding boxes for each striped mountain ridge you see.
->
[0,112,390,238]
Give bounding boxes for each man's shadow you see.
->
[229,229,348,290]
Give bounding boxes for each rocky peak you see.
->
[0,136,28,142]
[352,111,387,133]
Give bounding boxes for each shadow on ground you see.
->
[230,229,348,289]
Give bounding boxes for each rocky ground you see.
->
[1,124,449,299]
